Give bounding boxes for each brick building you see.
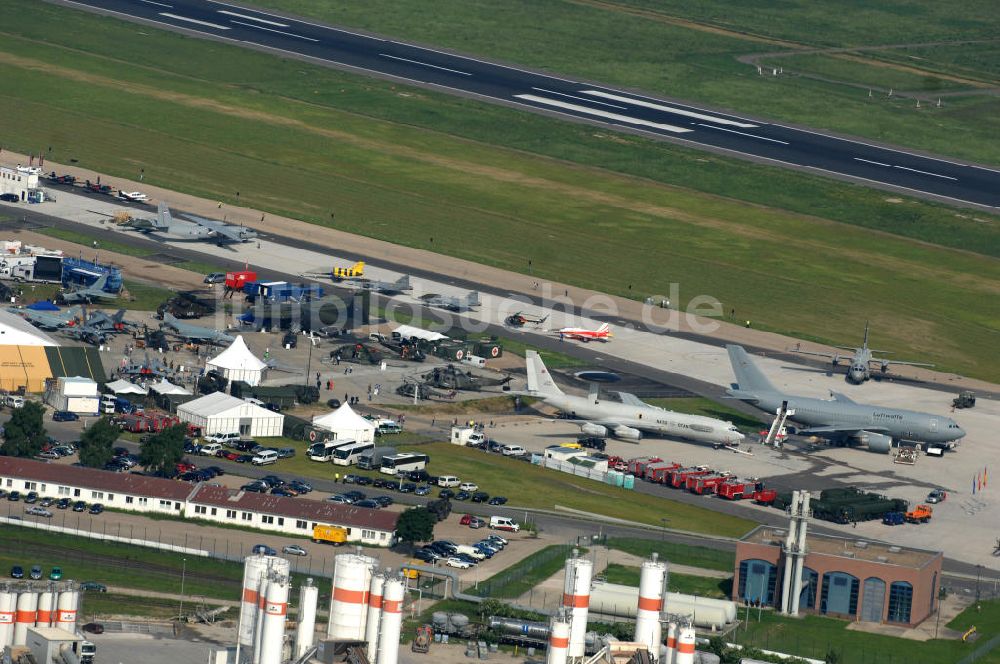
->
[734,525,942,627]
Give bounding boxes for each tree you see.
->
[139,423,186,475]
[396,507,436,548]
[78,417,118,468]
[1,401,47,458]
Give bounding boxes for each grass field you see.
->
[490,336,590,369]
[252,0,1000,162]
[602,563,731,598]
[80,592,227,621]
[605,537,735,572]
[2,3,999,381]
[472,545,580,599]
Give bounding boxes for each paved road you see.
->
[50,0,1000,209]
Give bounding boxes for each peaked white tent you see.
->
[205,335,268,386]
[149,378,191,396]
[105,379,148,395]
[311,403,376,444]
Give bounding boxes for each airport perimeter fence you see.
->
[957,633,1000,664]
[465,542,578,603]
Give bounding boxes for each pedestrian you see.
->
[344,393,349,404]
[431,417,436,427]
[335,473,340,483]
[745,320,751,328]
[316,379,321,390]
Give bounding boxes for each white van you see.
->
[501,444,526,457]
[3,395,25,409]
[489,516,520,532]
[199,443,223,457]
[437,475,461,488]
[252,450,278,466]
[206,432,241,446]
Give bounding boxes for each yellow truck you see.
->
[312,525,348,546]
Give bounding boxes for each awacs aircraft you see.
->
[10,305,82,330]
[332,261,365,280]
[126,203,257,244]
[793,321,933,383]
[161,312,235,345]
[60,274,118,305]
[526,350,743,445]
[556,322,612,342]
[424,291,481,312]
[726,345,964,452]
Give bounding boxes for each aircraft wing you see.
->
[184,214,253,242]
[795,349,851,361]
[798,424,891,435]
[872,358,935,369]
[616,392,647,407]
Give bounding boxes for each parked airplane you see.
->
[526,350,744,445]
[555,322,612,342]
[343,274,413,294]
[126,203,257,244]
[60,274,118,304]
[793,321,933,383]
[424,291,481,312]
[9,305,82,330]
[118,191,148,202]
[725,345,964,452]
[161,312,235,345]
[60,308,131,344]
[332,261,365,280]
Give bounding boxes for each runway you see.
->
[49,0,1000,209]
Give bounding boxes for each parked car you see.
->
[7,491,21,502]
[52,411,79,422]
[445,557,472,569]
[0,193,20,203]
[203,272,226,284]
[10,566,23,579]
[24,491,38,504]
[485,534,508,547]
[487,496,508,506]
[271,488,296,497]
[30,565,42,580]
[80,582,108,592]
[926,489,947,504]
[471,492,490,503]
[354,499,381,509]
[82,623,105,635]
[252,544,277,556]
[328,494,354,504]
[26,506,53,518]
[39,497,54,507]
[414,485,431,496]
[454,491,471,501]
[439,489,455,499]
[399,483,416,494]
[289,480,312,494]
[72,501,87,512]
[282,545,308,557]
[459,482,479,492]
[374,495,394,508]
[38,450,60,459]
[56,498,71,510]
[277,448,296,459]
[413,548,440,563]
[343,490,366,502]
[49,566,63,580]
[89,504,105,515]
[354,476,372,486]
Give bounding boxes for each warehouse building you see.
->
[0,458,398,546]
[734,526,942,627]
[186,485,397,546]
[177,391,284,437]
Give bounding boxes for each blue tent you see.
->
[27,300,60,311]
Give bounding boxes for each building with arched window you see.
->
[735,526,942,627]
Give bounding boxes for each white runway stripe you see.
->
[379,54,472,76]
[217,10,288,27]
[530,87,627,109]
[229,20,318,42]
[696,123,788,144]
[581,90,758,128]
[158,12,230,29]
[515,94,692,133]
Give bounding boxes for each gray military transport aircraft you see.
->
[526,350,744,445]
[726,345,964,452]
[792,321,933,383]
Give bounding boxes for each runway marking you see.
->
[516,94,691,133]
[582,90,758,128]
[217,10,288,27]
[696,123,788,144]
[379,54,472,76]
[893,165,958,181]
[158,12,230,29]
[139,0,172,7]
[206,0,385,40]
[229,20,318,42]
[531,87,627,109]
[855,157,892,167]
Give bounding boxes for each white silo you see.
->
[295,578,319,659]
[327,553,377,640]
[252,578,270,664]
[674,625,696,664]
[546,613,571,664]
[13,591,37,645]
[0,586,16,650]
[240,555,271,647]
[365,572,386,659]
[375,577,404,664]
[258,572,289,664]
[634,553,667,654]
[55,587,78,633]
[561,550,593,659]
[36,588,55,628]
[663,622,677,664]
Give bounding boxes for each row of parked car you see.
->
[328,490,394,509]
[38,441,79,460]
[3,490,106,516]
[241,475,314,497]
[10,565,64,581]
[413,534,509,569]
[341,473,508,505]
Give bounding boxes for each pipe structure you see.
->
[295,579,319,659]
[365,572,385,660]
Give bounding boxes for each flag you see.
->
[973,477,976,494]
[985,467,989,489]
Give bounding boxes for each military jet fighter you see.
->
[161,312,235,345]
[60,274,119,305]
[423,291,481,312]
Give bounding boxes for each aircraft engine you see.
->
[580,423,608,438]
[855,431,892,453]
[612,425,642,441]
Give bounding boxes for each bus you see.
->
[308,439,355,462]
[380,452,429,476]
[333,442,376,466]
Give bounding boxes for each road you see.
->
[50,0,1000,209]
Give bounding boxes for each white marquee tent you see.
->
[177,391,284,437]
[105,379,147,395]
[149,378,191,396]
[205,336,268,386]
[311,403,376,444]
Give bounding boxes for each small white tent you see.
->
[205,336,268,386]
[105,379,147,395]
[311,403,376,444]
[149,378,191,396]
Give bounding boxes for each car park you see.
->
[30,566,42,580]
[80,582,107,592]
[282,545,308,557]
[10,566,23,579]
[52,411,79,422]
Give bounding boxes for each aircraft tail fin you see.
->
[525,350,563,397]
[352,261,364,274]
[156,202,173,230]
[726,345,778,396]
[393,275,411,290]
[90,273,108,292]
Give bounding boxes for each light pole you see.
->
[179,558,187,620]
[660,517,670,541]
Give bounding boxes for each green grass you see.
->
[602,563,731,598]
[392,395,532,415]
[36,227,154,259]
[491,336,590,369]
[606,537,735,572]
[758,53,973,92]
[79,592,228,620]
[122,279,174,312]
[1,3,998,381]
[644,397,762,432]
[251,0,1000,163]
[472,545,582,598]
